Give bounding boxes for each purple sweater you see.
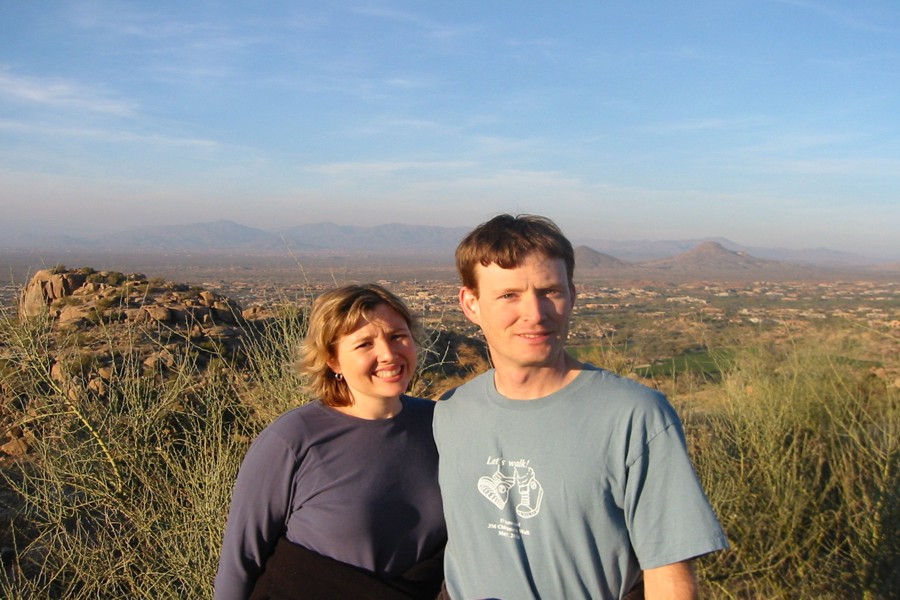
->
[214,396,446,600]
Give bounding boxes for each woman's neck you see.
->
[333,395,403,420]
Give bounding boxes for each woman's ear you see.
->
[326,356,341,376]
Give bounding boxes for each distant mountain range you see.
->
[2,220,897,278]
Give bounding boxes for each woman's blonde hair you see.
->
[297,283,420,407]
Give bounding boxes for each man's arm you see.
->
[642,560,698,600]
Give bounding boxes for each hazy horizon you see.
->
[2,217,898,263]
[2,2,899,258]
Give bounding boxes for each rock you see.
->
[20,278,50,318]
[144,350,176,372]
[205,325,242,338]
[1,436,30,457]
[58,305,94,327]
[87,377,107,396]
[869,366,888,379]
[143,306,172,323]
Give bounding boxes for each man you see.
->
[433,214,728,599]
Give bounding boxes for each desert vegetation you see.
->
[0,270,898,598]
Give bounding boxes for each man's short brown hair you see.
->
[456,214,575,292]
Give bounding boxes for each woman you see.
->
[214,284,447,600]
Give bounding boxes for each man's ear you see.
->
[459,287,481,325]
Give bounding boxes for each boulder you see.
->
[143,306,173,323]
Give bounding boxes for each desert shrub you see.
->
[6,296,895,598]
[146,278,166,293]
[52,296,83,308]
[59,351,99,378]
[94,292,124,312]
[690,336,900,599]
[0,308,311,598]
[106,272,127,287]
[236,302,309,423]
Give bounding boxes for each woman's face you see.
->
[328,303,417,407]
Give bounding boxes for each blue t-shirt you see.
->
[433,367,728,600]
[215,396,446,600]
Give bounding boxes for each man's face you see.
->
[459,253,574,373]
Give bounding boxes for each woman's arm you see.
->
[213,430,298,600]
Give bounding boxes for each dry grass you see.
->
[1,308,897,598]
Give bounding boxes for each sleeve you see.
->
[622,407,729,570]
[213,427,301,600]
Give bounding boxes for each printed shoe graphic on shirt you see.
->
[514,467,544,519]
[477,469,516,509]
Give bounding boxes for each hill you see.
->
[96,220,288,252]
[276,222,469,253]
[3,220,896,284]
[574,245,630,269]
[636,241,815,281]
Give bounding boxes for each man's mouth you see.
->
[519,331,551,340]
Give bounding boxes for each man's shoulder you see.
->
[572,367,678,420]
[435,370,492,407]
[576,366,660,397]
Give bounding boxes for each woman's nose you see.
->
[374,337,396,359]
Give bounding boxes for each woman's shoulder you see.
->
[255,401,328,442]
[401,395,438,417]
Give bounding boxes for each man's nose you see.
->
[520,292,543,321]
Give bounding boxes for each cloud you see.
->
[0,68,136,116]
[779,156,900,177]
[68,1,222,40]
[503,37,567,62]
[303,160,475,177]
[640,116,767,134]
[350,4,480,42]
[0,119,218,148]
[774,0,898,34]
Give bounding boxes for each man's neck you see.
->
[493,352,583,400]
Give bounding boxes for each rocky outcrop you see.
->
[19,269,89,318]
[2,267,266,458]
[3,266,488,459]
[18,267,246,330]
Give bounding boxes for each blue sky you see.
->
[2,1,899,259]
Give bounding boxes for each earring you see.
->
[335,373,343,381]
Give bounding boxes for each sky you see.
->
[1,1,899,259]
